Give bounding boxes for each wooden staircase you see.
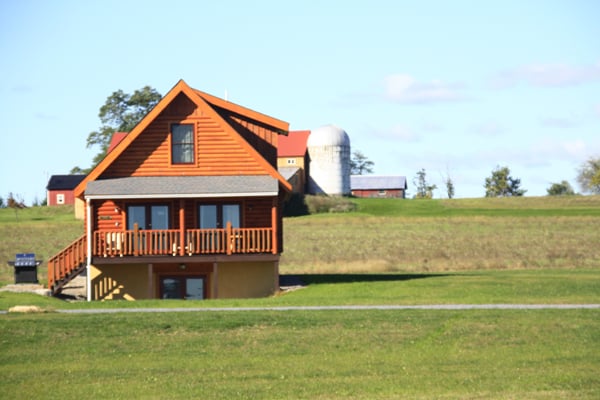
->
[47,235,87,295]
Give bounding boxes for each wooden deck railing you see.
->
[94,229,181,257]
[94,226,274,257]
[48,226,274,292]
[47,234,87,290]
[185,227,273,255]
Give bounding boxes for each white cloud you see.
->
[540,117,579,128]
[531,137,591,161]
[371,123,421,142]
[383,74,467,104]
[471,121,506,136]
[490,62,600,89]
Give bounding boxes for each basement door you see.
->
[160,276,206,300]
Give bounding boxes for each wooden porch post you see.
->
[271,198,278,255]
[134,223,139,256]
[226,222,232,255]
[86,198,93,301]
[179,200,185,256]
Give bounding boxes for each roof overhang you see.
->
[84,175,279,200]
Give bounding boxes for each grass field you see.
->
[1,197,599,399]
[281,196,600,274]
[1,196,600,284]
[1,309,598,399]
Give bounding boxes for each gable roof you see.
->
[278,130,310,157]
[351,175,407,190]
[74,79,291,198]
[46,174,86,190]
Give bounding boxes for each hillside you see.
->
[1,196,599,285]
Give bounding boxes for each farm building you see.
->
[48,79,291,301]
[46,174,86,206]
[277,130,310,193]
[350,175,407,198]
[277,125,351,196]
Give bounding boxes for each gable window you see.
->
[171,123,194,164]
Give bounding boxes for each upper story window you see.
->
[171,123,194,164]
[287,158,296,165]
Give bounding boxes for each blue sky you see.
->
[1,0,599,203]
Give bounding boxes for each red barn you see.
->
[46,175,86,206]
[351,175,407,198]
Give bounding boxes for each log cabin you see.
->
[47,79,291,301]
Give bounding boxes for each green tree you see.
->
[546,180,575,196]
[413,168,437,199]
[576,156,600,194]
[484,166,526,197]
[72,86,162,173]
[350,150,374,175]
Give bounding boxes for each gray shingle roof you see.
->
[85,175,279,199]
[278,167,301,181]
[350,175,407,190]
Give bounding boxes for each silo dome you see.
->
[307,124,351,196]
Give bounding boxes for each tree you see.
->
[576,156,600,194]
[413,168,437,199]
[7,193,26,221]
[445,176,455,199]
[546,180,575,196]
[484,166,526,197]
[440,168,455,199]
[73,86,162,173]
[350,150,374,175]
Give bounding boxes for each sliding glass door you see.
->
[160,276,205,300]
[127,205,169,230]
[198,204,240,228]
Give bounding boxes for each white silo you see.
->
[307,124,351,195]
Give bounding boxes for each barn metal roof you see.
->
[46,174,87,190]
[278,130,310,157]
[84,175,279,199]
[350,175,407,190]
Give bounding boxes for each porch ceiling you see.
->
[84,175,278,200]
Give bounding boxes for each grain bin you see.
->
[307,124,351,195]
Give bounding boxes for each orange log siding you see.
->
[91,197,276,233]
[102,93,272,178]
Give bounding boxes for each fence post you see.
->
[226,222,232,255]
[134,223,139,256]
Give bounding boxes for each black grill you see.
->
[7,253,42,284]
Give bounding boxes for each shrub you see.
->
[304,195,357,214]
[283,193,309,217]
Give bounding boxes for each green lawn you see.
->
[1,309,598,399]
[1,197,599,399]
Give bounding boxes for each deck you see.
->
[48,225,275,291]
